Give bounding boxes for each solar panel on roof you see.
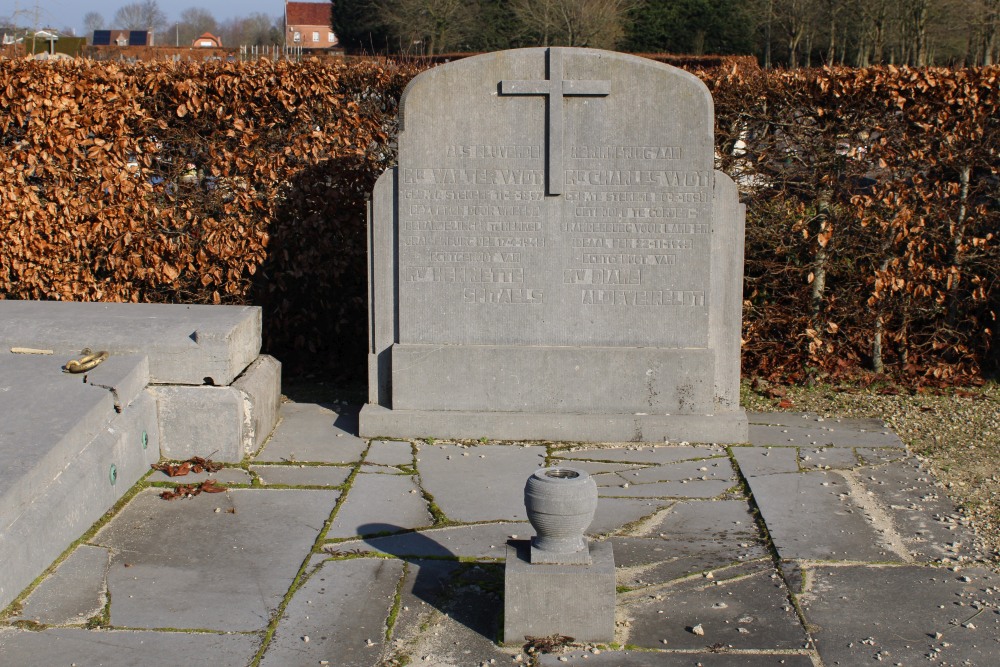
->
[92,30,111,46]
[128,31,148,46]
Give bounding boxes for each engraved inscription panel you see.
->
[397,49,713,348]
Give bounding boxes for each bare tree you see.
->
[178,7,219,45]
[113,1,167,33]
[375,0,476,55]
[512,0,634,49]
[83,11,106,34]
[220,13,281,47]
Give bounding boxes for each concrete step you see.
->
[0,353,159,611]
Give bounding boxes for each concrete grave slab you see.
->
[13,545,110,626]
[557,445,725,465]
[415,444,547,522]
[331,522,530,559]
[250,464,352,487]
[365,439,414,466]
[259,557,404,667]
[0,354,158,611]
[800,565,1000,666]
[746,470,906,562]
[0,627,259,667]
[0,300,262,385]
[730,446,800,478]
[232,353,282,453]
[623,562,807,651]
[94,488,338,631]
[328,473,430,539]
[255,402,367,464]
[362,47,747,443]
[538,650,815,666]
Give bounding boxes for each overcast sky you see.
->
[9,0,286,36]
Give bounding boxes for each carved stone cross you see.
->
[500,48,610,195]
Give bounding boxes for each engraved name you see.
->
[563,269,642,285]
[403,168,545,185]
[463,288,544,304]
[581,290,706,306]
[406,267,524,283]
[564,170,712,187]
[570,145,682,160]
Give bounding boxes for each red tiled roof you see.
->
[285,2,331,27]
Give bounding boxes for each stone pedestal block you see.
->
[149,354,281,462]
[504,540,615,645]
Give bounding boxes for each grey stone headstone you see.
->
[362,47,747,443]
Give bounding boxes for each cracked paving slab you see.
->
[537,650,815,666]
[622,561,808,651]
[556,445,725,465]
[260,557,404,667]
[256,402,366,463]
[0,627,259,666]
[330,523,530,560]
[93,488,338,631]
[250,464,352,487]
[13,545,110,626]
[416,444,546,522]
[799,564,1000,666]
[328,472,430,539]
[730,447,800,478]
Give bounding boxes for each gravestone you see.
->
[360,47,747,443]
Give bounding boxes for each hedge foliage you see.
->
[1,58,997,385]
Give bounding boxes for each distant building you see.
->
[284,1,338,51]
[193,32,223,48]
[92,30,154,47]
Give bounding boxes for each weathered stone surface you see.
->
[746,470,906,561]
[14,545,110,626]
[798,446,860,470]
[362,47,747,443]
[232,353,282,453]
[0,628,259,667]
[588,498,671,536]
[0,300,262,385]
[749,423,903,448]
[614,456,733,485]
[558,445,725,465]
[800,565,1000,666]
[597,478,733,499]
[505,540,616,644]
[147,467,250,485]
[538,650,815,666]
[624,562,807,650]
[250,464,351,487]
[731,446,800,478]
[260,558,404,667]
[94,488,338,631]
[416,444,546,522]
[331,522,529,559]
[256,402,367,464]
[328,473,430,539]
[149,384,254,462]
[856,447,908,465]
[366,439,413,466]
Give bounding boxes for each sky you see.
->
[5,0,288,36]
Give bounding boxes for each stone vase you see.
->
[524,467,598,563]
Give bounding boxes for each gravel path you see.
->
[742,381,1000,567]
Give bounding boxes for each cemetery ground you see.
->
[1,377,998,666]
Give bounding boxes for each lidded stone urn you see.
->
[524,467,598,565]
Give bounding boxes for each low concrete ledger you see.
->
[361,47,747,442]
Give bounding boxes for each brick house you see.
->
[192,32,223,48]
[284,2,338,51]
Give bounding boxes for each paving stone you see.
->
[588,498,672,536]
[147,467,251,485]
[94,488,338,631]
[415,444,546,522]
[747,412,886,430]
[260,557,404,667]
[856,447,908,465]
[359,463,406,474]
[731,447,800,478]
[613,537,768,588]
[330,523,530,559]
[0,627,259,667]
[800,565,1000,666]
[638,499,761,543]
[366,440,413,466]
[859,458,977,561]
[798,446,860,470]
[598,479,734,499]
[558,445,724,465]
[624,562,808,651]
[746,470,905,562]
[546,459,647,474]
[385,559,508,666]
[749,423,903,448]
[329,473,430,538]
[615,457,734,485]
[250,464,351,487]
[537,650,815,666]
[256,402,366,463]
[14,545,110,626]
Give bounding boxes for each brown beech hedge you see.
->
[1,57,997,385]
